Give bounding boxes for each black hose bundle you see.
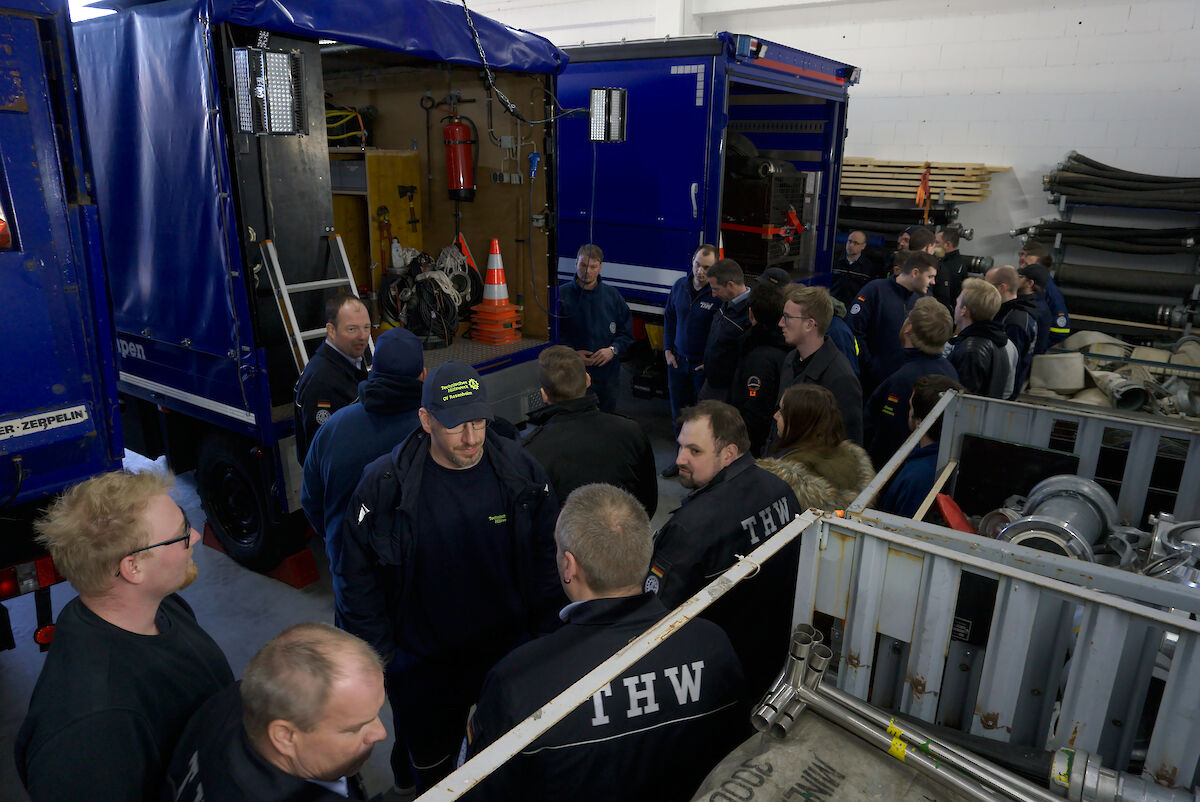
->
[1014,220,1199,255]
[1055,262,1200,296]
[837,204,958,226]
[409,275,458,349]
[377,252,460,349]
[1044,152,1200,211]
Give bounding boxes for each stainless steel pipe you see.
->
[791,684,1010,802]
[816,683,1064,802]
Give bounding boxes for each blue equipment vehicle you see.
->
[556,34,858,314]
[73,0,567,569]
[0,0,122,649]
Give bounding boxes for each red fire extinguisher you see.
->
[443,115,477,202]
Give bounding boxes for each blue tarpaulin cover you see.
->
[74,0,564,360]
[76,0,243,358]
[93,0,567,73]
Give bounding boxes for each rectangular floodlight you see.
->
[231,46,306,135]
[589,87,627,143]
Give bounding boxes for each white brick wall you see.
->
[470,0,1200,257]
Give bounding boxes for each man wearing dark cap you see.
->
[301,328,426,793]
[339,361,563,793]
[1018,262,1055,355]
[1019,243,1071,346]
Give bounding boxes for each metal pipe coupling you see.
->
[998,476,1119,561]
[1050,748,1199,802]
[751,625,823,732]
[768,644,833,739]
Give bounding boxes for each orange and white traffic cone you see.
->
[470,239,522,344]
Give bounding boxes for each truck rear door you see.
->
[0,7,120,504]
[557,49,722,310]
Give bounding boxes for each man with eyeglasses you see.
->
[776,285,864,445]
[830,230,880,308]
[340,361,563,794]
[294,295,373,463]
[16,470,233,802]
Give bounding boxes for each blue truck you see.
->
[556,34,858,315]
[72,0,567,569]
[0,0,122,649]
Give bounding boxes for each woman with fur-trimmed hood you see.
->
[757,384,875,511]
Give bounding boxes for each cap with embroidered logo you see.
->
[422,361,493,429]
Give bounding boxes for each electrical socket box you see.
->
[509,173,523,185]
[499,135,517,150]
[491,171,508,184]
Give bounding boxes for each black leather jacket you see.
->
[948,320,1014,398]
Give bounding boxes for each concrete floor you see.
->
[0,375,683,801]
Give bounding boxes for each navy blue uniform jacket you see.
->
[664,275,717,362]
[878,442,940,518]
[846,276,921,386]
[865,350,957,469]
[294,341,369,463]
[462,594,744,802]
[338,428,563,666]
[558,277,634,381]
[1045,278,1071,345]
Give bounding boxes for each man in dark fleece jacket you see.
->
[986,264,1039,398]
[947,278,1016,399]
[339,362,563,792]
[777,285,863,445]
[865,297,957,470]
[650,401,799,704]
[302,326,425,626]
[524,346,657,516]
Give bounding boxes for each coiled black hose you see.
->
[1063,151,1200,184]
[837,205,957,225]
[1055,262,1200,296]
[1044,152,1200,211]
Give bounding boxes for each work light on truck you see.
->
[232,46,307,135]
[589,87,627,143]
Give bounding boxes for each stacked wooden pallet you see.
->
[840,158,1009,202]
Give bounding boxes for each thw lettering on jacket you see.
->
[739,498,792,545]
[589,660,706,725]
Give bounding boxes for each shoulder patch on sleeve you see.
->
[849,303,862,315]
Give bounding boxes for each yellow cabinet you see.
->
[329,147,423,293]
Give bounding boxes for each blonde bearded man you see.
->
[16,470,233,802]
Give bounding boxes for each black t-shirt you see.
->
[409,453,522,658]
[16,594,234,802]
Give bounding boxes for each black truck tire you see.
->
[195,434,305,571]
